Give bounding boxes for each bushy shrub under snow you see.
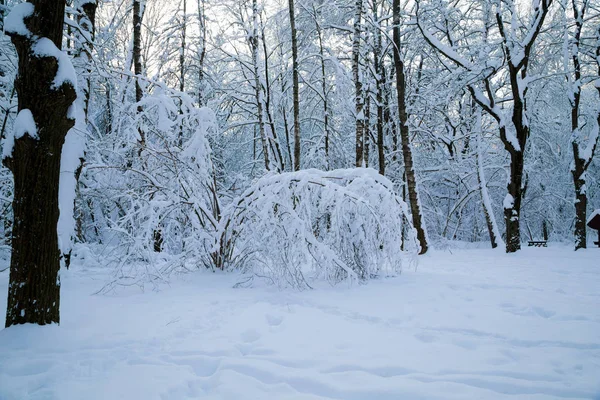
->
[217,168,418,289]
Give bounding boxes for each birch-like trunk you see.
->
[393,0,428,254]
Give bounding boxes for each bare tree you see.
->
[417,0,553,252]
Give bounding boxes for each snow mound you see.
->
[4,3,34,38]
[32,38,77,90]
[1,109,38,160]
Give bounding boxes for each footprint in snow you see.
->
[414,332,437,343]
[240,329,261,343]
[265,313,283,327]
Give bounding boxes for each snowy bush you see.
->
[83,90,220,291]
[217,168,418,289]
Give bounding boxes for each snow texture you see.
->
[503,194,514,210]
[1,109,38,160]
[4,2,34,38]
[0,245,598,399]
[32,38,77,90]
[58,104,85,258]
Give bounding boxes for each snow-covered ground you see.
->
[0,245,599,400]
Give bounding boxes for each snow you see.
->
[1,246,599,399]
[13,109,38,140]
[32,38,77,91]
[504,129,521,152]
[4,2,34,38]
[1,109,38,160]
[503,194,514,210]
[58,104,86,258]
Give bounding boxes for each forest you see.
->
[0,0,599,398]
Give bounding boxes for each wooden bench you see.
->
[528,241,547,247]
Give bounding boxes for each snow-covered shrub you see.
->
[83,89,219,290]
[218,168,418,288]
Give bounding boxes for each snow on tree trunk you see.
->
[59,0,97,266]
[3,0,77,327]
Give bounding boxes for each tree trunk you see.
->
[475,108,502,249]
[392,0,428,254]
[4,0,77,327]
[133,0,145,148]
[353,0,364,167]
[289,0,300,171]
[260,19,284,171]
[0,0,4,34]
[314,4,331,170]
[251,0,270,171]
[568,3,598,250]
[373,0,385,175]
[178,0,186,145]
[66,0,98,262]
[197,0,206,106]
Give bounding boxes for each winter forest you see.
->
[0,0,599,398]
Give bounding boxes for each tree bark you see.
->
[179,0,186,145]
[373,0,385,175]
[353,0,364,167]
[4,0,77,327]
[133,0,145,148]
[313,4,330,170]
[260,19,284,171]
[568,2,598,250]
[251,0,270,171]
[197,0,206,106]
[70,0,97,254]
[289,0,300,171]
[475,107,502,249]
[392,0,428,254]
[0,0,4,33]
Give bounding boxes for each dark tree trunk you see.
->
[289,0,300,171]
[0,0,4,33]
[392,0,428,254]
[260,20,284,171]
[4,0,77,327]
[570,4,598,250]
[373,0,385,175]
